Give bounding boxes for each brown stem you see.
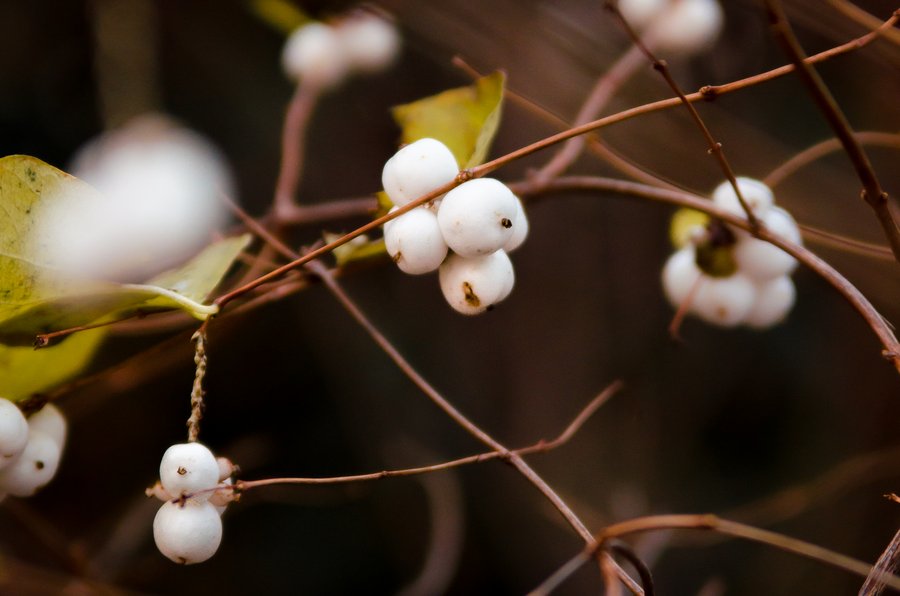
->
[763,0,900,264]
[526,176,900,375]
[860,528,900,595]
[273,82,320,219]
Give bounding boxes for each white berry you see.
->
[733,206,801,282]
[503,196,530,253]
[0,398,28,469]
[160,442,220,502]
[745,275,796,329]
[712,177,775,220]
[439,251,515,315]
[437,178,518,258]
[645,0,724,56]
[0,429,62,497]
[153,500,223,564]
[384,207,448,274]
[661,246,702,308]
[692,272,757,327]
[27,404,67,448]
[209,477,234,516]
[618,0,667,29]
[282,22,348,88]
[382,138,459,207]
[337,12,400,73]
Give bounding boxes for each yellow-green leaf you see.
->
[0,155,250,344]
[248,0,310,35]
[323,232,386,266]
[0,328,106,401]
[669,208,710,248]
[391,71,506,168]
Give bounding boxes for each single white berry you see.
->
[282,22,348,88]
[0,429,62,497]
[692,272,757,327]
[27,404,67,448]
[645,0,724,56]
[661,246,702,308]
[745,275,796,329]
[503,196,529,252]
[733,206,801,282]
[153,500,223,564]
[159,442,220,502]
[618,0,667,29]
[384,207,449,274]
[439,251,515,315]
[336,12,401,73]
[0,398,28,469]
[209,477,234,516]
[382,138,459,207]
[712,177,775,220]
[437,178,518,258]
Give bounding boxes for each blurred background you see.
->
[1,0,899,593]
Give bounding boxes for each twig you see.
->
[273,82,320,219]
[526,175,900,375]
[604,1,758,228]
[211,12,898,311]
[825,0,900,46]
[763,0,900,264]
[796,225,894,261]
[532,514,900,595]
[233,381,622,490]
[33,313,143,348]
[861,525,900,595]
[186,329,207,442]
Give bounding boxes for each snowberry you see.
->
[503,196,530,253]
[282,22,348,88]
[642,0,724,56]
[382,138,459,207]
[159,442,220,501]
[733,207,801,282]
[209,478,234,516]
[439,250,515,315]
[27,404,66,448]
[0,398,28,469]
[618,0,667,30]
[437,178,518,258]
[337,12,400,73]
[216,456,236,482]
[153,500,223,564]
[745,275,796,329]
[0,429,62,497]
[692,272,757,327]
[662,245,703,308]
[712,177,775,220]
[384,207,449,274]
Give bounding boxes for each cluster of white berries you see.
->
[0,399,66,499]
[282,9,400,89]
[148,442,236,564]
[618,0,723,56]
[662,177,802,329]
[381,138,529,315]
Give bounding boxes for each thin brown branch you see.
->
[763,0,900,264]
[604,1,758,228]
[211,13,898,311]
[273,82,320,219]
[33,313,143,348]
[526,176,900,375]
[532,514,900,595]
[825,0,900,46]
[274,196,377,225]
[798,224,894,261]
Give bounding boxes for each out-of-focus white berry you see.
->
[437,178,517,258]
[618,0,668,29]
[661,246,702,308]
[209,478,233,516]
[439,251,515,315]
[733,206,801,282]
[42,114,234,282]
[146,480,174,502]
[159,442,220,502]
[503,196,529,252]
[0,398,28,469]
[692,272,757,327]
[27,404,66,448]
[382,138,459,207]
[712,177,775,220]
[384,207,448,274]
[0,429,62,497]
[745,275,796,329]
[644,0,724,56]
[282,22,348,88]
[337,12,401,73]
[153,500,223,564]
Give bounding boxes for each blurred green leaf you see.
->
[324,232,386,267]
[0,155,250,345]
[391,71,506,168]
[248,0,310,35]
[0,328,106,401]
